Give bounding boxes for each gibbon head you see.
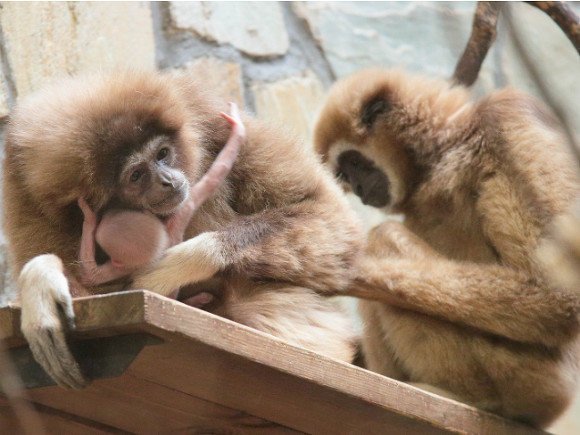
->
[9,70,207,217]
[314,68,471,212]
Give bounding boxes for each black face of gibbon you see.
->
[337,150,391,208]
[117,134,190,216]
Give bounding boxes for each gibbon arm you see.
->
[132,198,358,297]
[3,173,87,388]
[165,103,245,245]
[350,176,580,347]
[77,198,132,286]
[352,256,578,347]
[132,117,360,297]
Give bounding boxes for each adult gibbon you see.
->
[314,68,580,427]
[4,70,362,389]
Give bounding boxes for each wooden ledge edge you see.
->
[0,291,546,434]
[140,293,545,435]
[0,290,150,345]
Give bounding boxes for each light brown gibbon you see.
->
[314,68,580,427]
[3,70,362,390]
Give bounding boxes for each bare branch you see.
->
[526,1,580,54]
[453,2,503,87]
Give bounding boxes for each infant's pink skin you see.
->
[181,292,215,308]
[165,102,246,243]
[78,198,133,286]
[96,210,169,269]
[78,102,246,288]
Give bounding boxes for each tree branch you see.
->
[526,1,580,54]
[452,2,503,87]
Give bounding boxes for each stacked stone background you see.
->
[0,3,578,432]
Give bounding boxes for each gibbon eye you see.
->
[157,147,169,161]
[130,170,142,182]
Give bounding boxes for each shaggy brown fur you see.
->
[3,70,362,389]
[314,68,580,427]
[538,200,580,292]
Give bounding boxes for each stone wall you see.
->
[0,2,578,432]
[2,2,578,132]
[1,2,578,229]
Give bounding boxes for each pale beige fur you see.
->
[314,68,580,427]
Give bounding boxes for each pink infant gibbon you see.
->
[78,103,246,287]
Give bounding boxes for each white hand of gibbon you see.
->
[19,254,87,389]
[132,232,227,296]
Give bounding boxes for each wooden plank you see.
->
[0,291,545,434]
[0,401,121,434]
[0,291,147,346]
[25,374,298,434]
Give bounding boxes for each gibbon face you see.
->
[116,130,190,216]
[9,71,200,218]
[314,69,465,212]
[314,72,410,212]
[84,74,197,216]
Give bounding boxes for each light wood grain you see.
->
[0,399,120,434]
[0,291,545,434]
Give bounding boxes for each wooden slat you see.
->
[0,401,120,434]
[24,373,298,434]
[0,291,545,434]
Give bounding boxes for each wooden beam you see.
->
[0,291,545,434]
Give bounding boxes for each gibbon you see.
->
[314,68,580,427]
[4,70,362,389]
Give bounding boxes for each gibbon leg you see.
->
[358,299,408,378]
[218,279,358,363]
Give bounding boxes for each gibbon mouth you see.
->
[360,190,390,208]
[336,177,390,208]
[151,191,186,214]
[336,149,391,208]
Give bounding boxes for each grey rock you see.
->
[170,2,289,58]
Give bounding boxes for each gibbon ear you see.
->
[360,94,391,130]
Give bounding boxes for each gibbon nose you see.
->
[158,172,175,189]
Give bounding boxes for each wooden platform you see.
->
[0,291,544,434]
